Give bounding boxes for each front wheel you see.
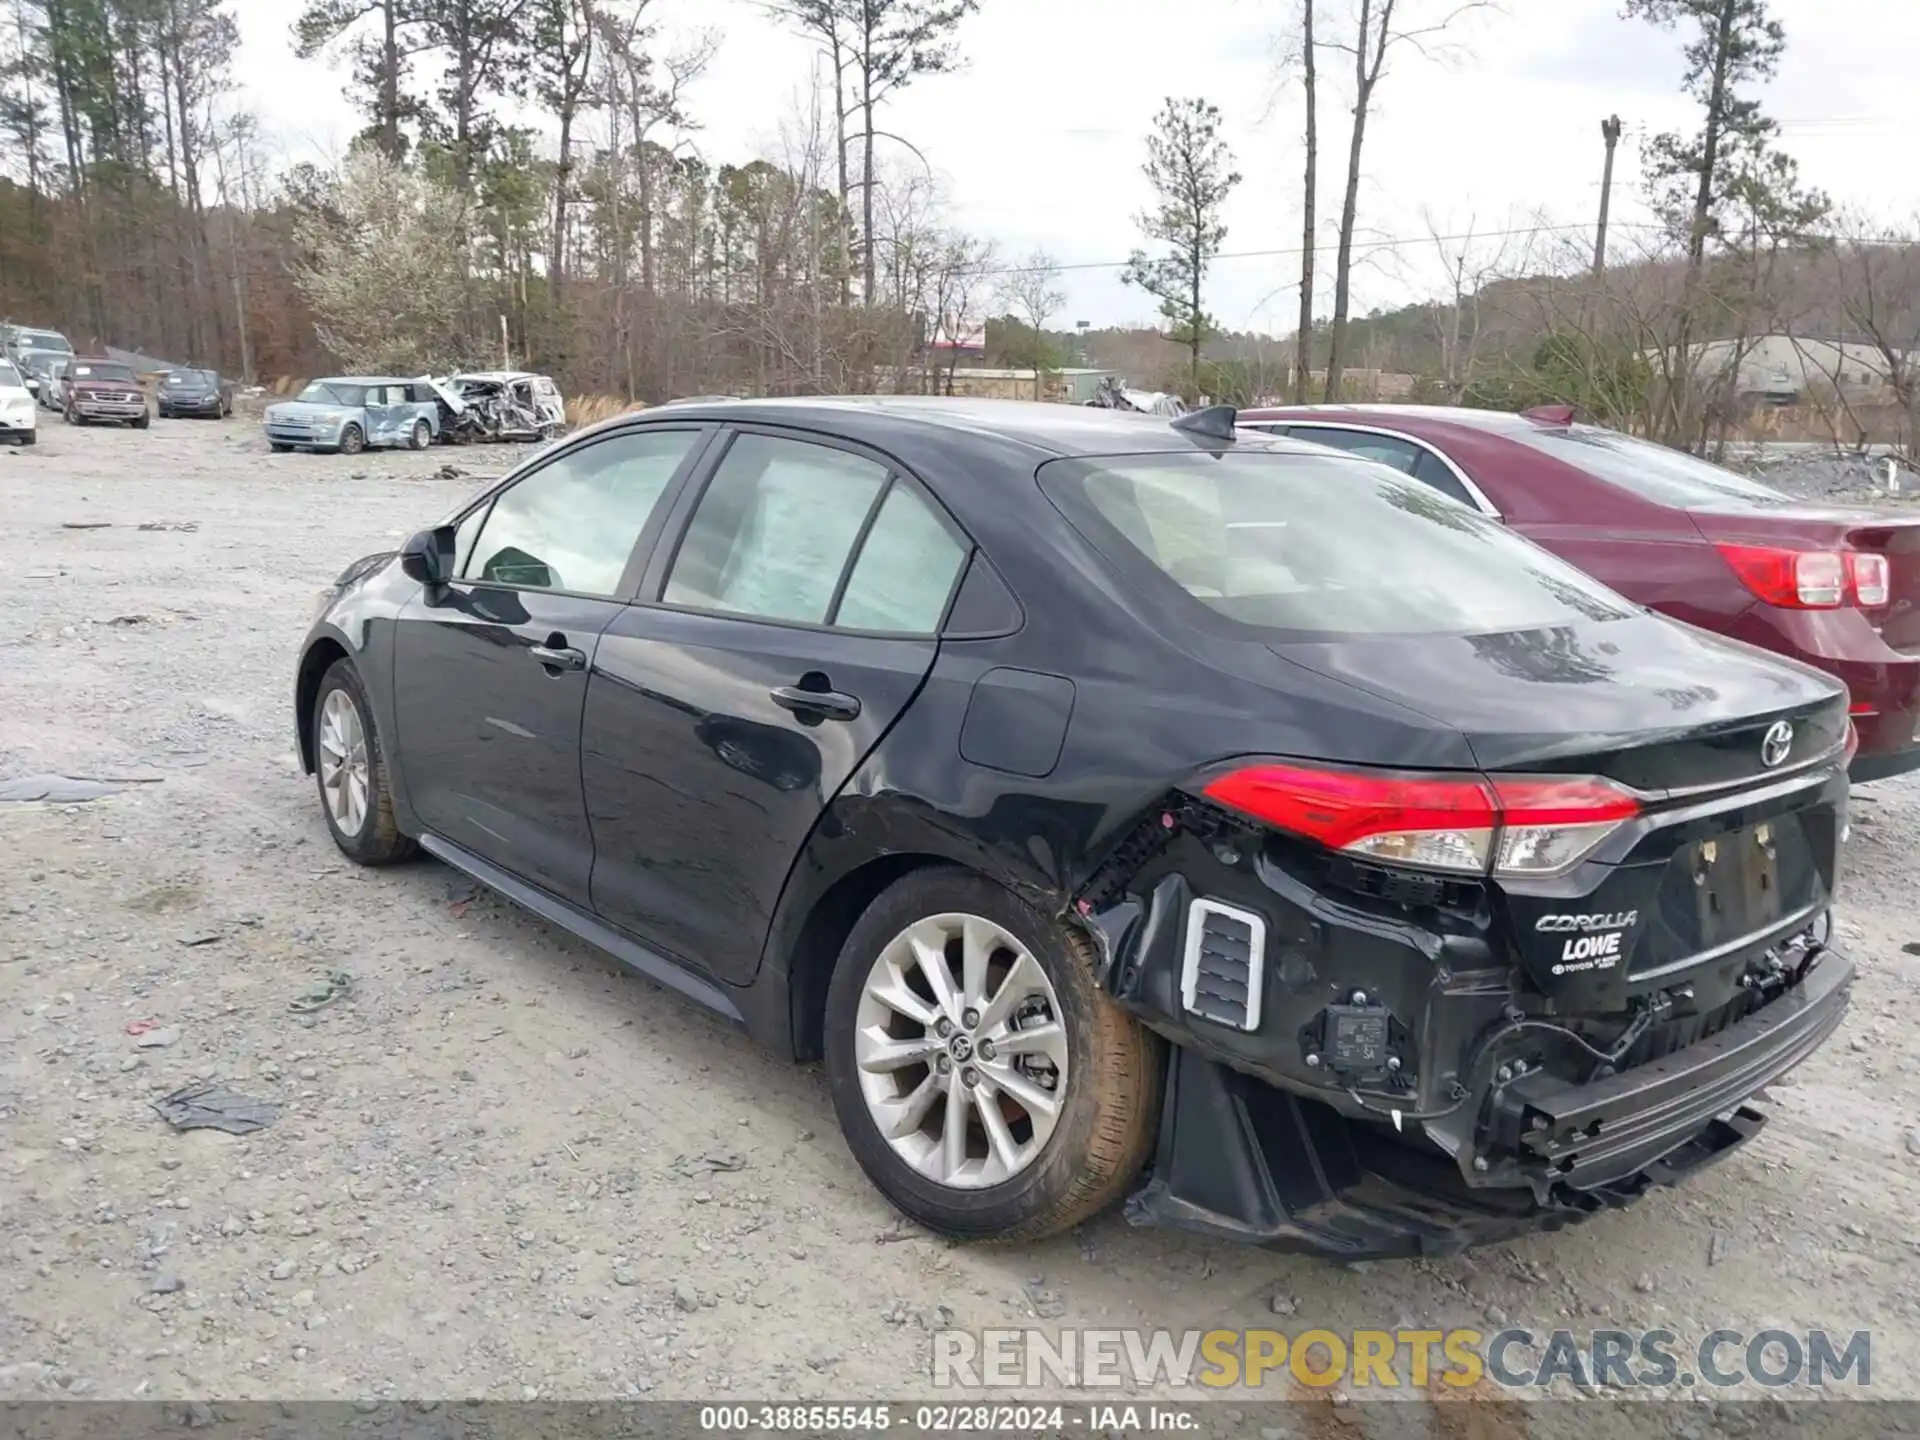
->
[311,658,415,865]
[823,869,1163,1241]
[132,412,150,430]
[408,418,431,450]
[64,408,81,426]
[337,424,365,456]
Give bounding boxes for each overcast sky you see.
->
[234,0,1920,335]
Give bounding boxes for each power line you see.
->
[988,220,1670,279]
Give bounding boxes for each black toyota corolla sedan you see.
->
[295,396,1855,1258]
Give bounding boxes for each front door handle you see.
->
[770,685,861,722]
[529,643,586,672]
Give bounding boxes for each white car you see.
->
[0,357,37,445]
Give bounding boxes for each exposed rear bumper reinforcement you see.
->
[1493,948,1852,1191]
[1125,950,1851,1259]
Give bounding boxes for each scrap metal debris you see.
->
[61,520,112,530]
[0,773,162,803]
[152,1082,279,1136]
[669,1151,747,1177]
[137,521,199,532]
[288,970,354,1014]
[177,932,223,947]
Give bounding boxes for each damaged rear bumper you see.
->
[1123,948,1851,1258]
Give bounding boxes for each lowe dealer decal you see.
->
[1537,910,1640,975]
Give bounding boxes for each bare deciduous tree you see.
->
[998,249,1064,398]
[1321,0,1484,400]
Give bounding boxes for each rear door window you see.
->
[1287,425,1422,474]
[1040,450,1632,638]
[662,434,890,624]
[1408,449,1481,509]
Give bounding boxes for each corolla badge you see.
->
[1761,720,1794,768]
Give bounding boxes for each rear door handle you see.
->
[770,685,861,722]
[529,644,586,672]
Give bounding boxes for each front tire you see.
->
[132,411,150,430]
[338,423,365,456]
[823,868,1163,1241]
[64,408,82,425]
[311,658,415,866]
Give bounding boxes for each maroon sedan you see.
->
[1240,404,1920,781]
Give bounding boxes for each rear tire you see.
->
[311,658,416,866]
[823,868,1163,1241]
[18,432,34,446]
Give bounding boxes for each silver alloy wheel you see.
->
[317,688,371,837]
[853,911,1070,1190]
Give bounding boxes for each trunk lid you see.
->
[1687,499,1920,655]
[1270,611,1848,792]
[1274,613,1848,997]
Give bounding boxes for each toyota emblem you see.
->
[1760,719,1794,768]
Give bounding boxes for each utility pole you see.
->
[1594,115,1623,276]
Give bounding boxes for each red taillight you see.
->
[1849,552,1890,607]
[1716,543,1844,608]
[1716,543,1890,609]
[1201,763,1641,879]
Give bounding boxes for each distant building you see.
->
[1677,335,1911,404]
[924,326,988,366]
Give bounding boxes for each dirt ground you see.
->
[3,415,1919,1417]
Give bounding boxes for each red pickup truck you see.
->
[62,358,151,428]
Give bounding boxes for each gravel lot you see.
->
[3,416,1920,1413]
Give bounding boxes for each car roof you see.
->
[453,370,548,383]
[314,375,415,385]
[631,395,1329,461]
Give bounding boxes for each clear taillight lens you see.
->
[1849,552,1890,606]
[1716,543,1891,609]
[1201,764,1641,880]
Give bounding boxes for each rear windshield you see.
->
[1511,425,1792,507]
[71,362,135,383]
[1040,450,1634,637]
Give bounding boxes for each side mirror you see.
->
[399,525,456,587]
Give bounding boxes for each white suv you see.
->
[0,359,37,446]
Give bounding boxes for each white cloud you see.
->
[236,0,1920,333]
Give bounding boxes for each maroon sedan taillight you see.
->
[1716,543,1888,610]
